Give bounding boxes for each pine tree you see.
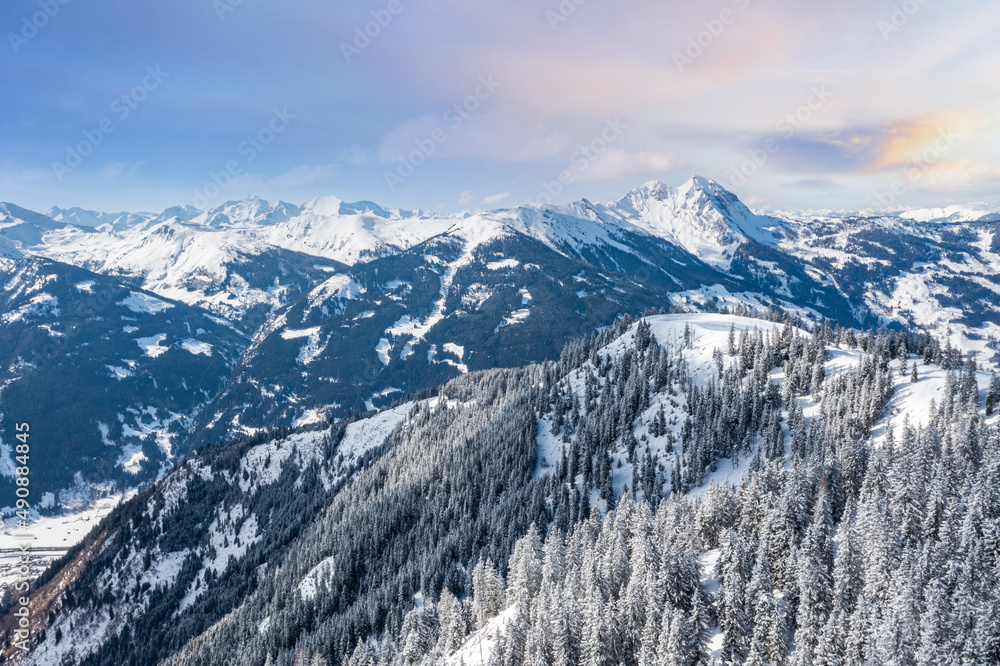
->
[658,604,696,666]
[473,558,506,629]
[812,612,844,666]
[717,531,752,663]
[436,588,467,656]
[581,589,612,666]
[986,372,1000,415]
[915,577,954,666]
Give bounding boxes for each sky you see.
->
[1,0,998,215]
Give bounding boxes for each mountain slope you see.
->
[0,257,248,501]
[8,311,992,665]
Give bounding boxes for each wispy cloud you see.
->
[575,148,686,182]
[228,163,340,192]
[481,191,509,205]
[2,1,998,211]
[97,161,143,181]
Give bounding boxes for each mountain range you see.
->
[2,176,999,665]
[1,176,998,512]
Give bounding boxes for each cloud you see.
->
[97,161,143,181]
[457,190,473,205]
[906,159,1000,193]
[338,144,371,166]
[378,105,570,163]
[227,163,339,192]
[873,113,975,170]
[574,148,686,182]
[793,178,844,190]
[481,192,510,205]
[732,112,982,180]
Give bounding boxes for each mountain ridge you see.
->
[2,176,999,518]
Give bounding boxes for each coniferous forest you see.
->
[6,311,1000,666]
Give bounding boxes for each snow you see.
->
[443,342,466,360]
[97,421,115,446]
[281,326,321,340]
[385,256,461,358]
[486,258,520,270]
[142,549,188,588]
[499,290,533,328]
[0,292,59,324]
[304,274,363,318]
[445,605,520,665]
[536,314,796,501]
[440,343,469,373]
[0,492,134,590]
[376,338,392,366]
[280,327,327,364]
[107,364,133,379]
[292,408,327,428]
[699,549,726,659]
[872,357,998,440]
[180,338,213,356]
[461,284,494,310]
[135,333,169,358]
[178,505,261,611]
[119,443,149,474]
[296,404,411,599]
[22,178,993,375]
[600,176,779,270]
[118,291,174,314]
[534,418,563,478]
[257,198,454,265]
[896,202,1000,223]
[115,405,189,463]
[239,438,299,493]
[338,402,411,459]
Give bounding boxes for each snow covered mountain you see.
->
[774,211,1000,360]
[47,206,158,231]
[2,176,998,516]
[601,176,779,269]
[0,256,248,500]
[9,311,996,665]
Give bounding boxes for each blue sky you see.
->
[1,0,998,214]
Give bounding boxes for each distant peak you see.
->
[688,174,715,188]
[677,175,727,199]
[624,176,730,204]
[631,180,669,198]
[303,195,344,217]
